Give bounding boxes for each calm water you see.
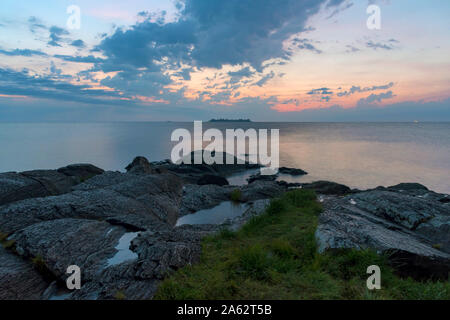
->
[0,122,449,194]
[176,201,250,226]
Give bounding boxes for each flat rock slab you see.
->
[316,189,450,279]
[0,164,104,206]
[0,173,184,234]
[0,246,48,300]
[11,218,126,281]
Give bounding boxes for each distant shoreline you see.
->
[208,119,252,123]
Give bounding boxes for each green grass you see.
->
[230,189,242,202]
[155,189,449,300]
[0,232,16,251]
[31,255,47,272]
[114,290,127,300]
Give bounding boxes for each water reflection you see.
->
[176,201,250,226]
[106,232,139,267]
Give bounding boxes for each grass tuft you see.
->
[114,290,126,300]
[230,189,242,202]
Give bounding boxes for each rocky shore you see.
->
[0,155,448,299]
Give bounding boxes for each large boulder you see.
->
[125,157,153,175]
[316,188,450,280]
[57,164,104,182]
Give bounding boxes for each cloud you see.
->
[357,90,395,105]
[228,67,254,78]
[345,45,360,53]
[0,68,141,106]
[228,66,255,83]
[28,16,46,33]
[291,38,322,54]
[27,16,79,49]
[0,48,47,57]
[272,98,450,122]
[366,40,399,51]
[337,82,394,96]
[307,87,333,95]
[54,55,105,63]
[175,67,194,80]
[97,0,343,72]
[326,1,354,19]
[91,0,345,106]
[253,71,275,87]
[48,26,70,47]
[71,39,86,48]
[100,69,173,96]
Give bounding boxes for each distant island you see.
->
[209,119,252,122]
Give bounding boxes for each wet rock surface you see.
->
[0,246,48,300]
[1,156,449,299]
[0,156,281,299]
[197,174,229,186]
[302,180,352,195]
[316,185,450,279]
[0,164,104,206]
[278,167,308,176]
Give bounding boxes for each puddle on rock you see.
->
[106,232,139,268]
[176,201,250,226]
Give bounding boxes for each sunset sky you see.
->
[0,0,449,121]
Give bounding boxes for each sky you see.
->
[0,0,449,121]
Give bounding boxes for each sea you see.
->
[0,122,449,194]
